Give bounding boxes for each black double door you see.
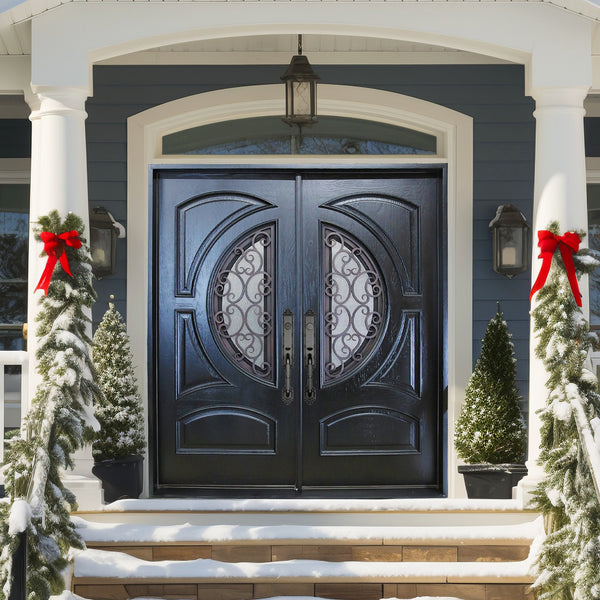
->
[153,168,444,495]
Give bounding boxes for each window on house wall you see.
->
[162,116,437,156]
[0,183,29,351]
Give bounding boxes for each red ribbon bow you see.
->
[529,230,582,306]
[35,230,82,295]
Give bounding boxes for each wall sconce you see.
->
[90,207,126,279]
[281,34,320,127]
[489,204,530,278]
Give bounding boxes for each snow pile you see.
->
[73,515,544,544]
[100,497,524,513]
[73,548,536,580]
[8,499,31,535]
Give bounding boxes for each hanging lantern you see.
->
[489,204,530,279]
[281,34,320,126]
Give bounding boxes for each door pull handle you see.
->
[304,310,316,405]
[282,309,294,404]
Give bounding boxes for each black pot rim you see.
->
[93,454,144,466]
[458,463,527,473]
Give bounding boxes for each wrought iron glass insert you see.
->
[212,225,275,383]
[323,225,385,383]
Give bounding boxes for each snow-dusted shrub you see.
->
[92,300,145,461]
[454,304,526,464]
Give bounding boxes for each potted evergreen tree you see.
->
[91,297,146,503]
[454,304,527,498]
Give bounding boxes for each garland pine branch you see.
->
[532,222,600,600]
[0,210,102,600]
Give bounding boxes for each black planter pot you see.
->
[92,455,144,503]
[458,463,528,499]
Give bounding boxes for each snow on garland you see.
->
[531,222,600,600]
[0,211,102,600]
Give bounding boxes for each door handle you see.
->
[304,310,316,405]
[282,309,294,404]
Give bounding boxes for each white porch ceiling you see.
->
[1,0,600,61]
[98,34,510,66]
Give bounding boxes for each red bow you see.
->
[530,230,582,306]
[35,230,82,295]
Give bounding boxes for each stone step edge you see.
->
[73,517,544,546]
[72,549,536,584]
[85,539,534,548]
[73,573,535,586]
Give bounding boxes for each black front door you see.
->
[152,168,445,496]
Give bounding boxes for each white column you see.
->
[27,87,91,406]
[26,87,102,505]
[519,86,589,504]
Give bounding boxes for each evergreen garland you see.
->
[0,211,101,600]
[454,304,526,464]
[92,299,145,461]
[532,222,600,600]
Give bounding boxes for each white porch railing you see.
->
[570,392,600,502]
[0,350,28,465]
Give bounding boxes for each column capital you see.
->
[33,85,89,116]
[530,86,589,112]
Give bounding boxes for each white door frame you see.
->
[127,83,473,497]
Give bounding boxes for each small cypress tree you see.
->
[92,298,145,461]
[454,304,526,464]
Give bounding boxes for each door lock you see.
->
[303,310,316,405]
[282,309,294,404]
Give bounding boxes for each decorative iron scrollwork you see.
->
[323,225,385,382]
[212,226,275,382]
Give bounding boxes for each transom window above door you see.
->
[162,116,437,156]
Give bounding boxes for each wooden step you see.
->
[72,549,536,600]
[83,541,532,563]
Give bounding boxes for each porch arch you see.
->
[127,83,473,497]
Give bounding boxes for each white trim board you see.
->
[127,83,473,498]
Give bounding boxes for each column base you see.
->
[62,474,103,511]
[516,473,544,509]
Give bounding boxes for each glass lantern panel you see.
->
[498,227,523,268]
[292,82,313,117]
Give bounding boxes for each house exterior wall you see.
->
[86,62,535,404]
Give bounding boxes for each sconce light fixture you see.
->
[489,204,530,279]
[281,34,320,127]
[90,206,126,279]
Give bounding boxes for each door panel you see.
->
[300,174,441,490]
[152,169,444,495]
[155,173,298,489]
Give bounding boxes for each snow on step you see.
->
[74,515,544,545]
[72,548,535,582]
[75,498,539,528]
[96,498,528,512]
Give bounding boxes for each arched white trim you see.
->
[127,83,473,498]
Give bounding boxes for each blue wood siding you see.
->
[86,64,535,404]
[0,119,31,158]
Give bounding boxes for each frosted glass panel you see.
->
[163,116,436,156]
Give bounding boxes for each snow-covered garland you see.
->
[0,211,102,600]
[531,222,600,600]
